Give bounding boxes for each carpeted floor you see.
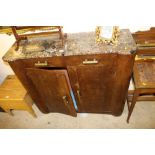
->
[0,101,155,129]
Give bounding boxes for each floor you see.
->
[0,101,155,129]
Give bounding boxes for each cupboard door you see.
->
[67,54,134,115]
[67,59,118,114]
[26,68,77,117]
[79,65,115,113]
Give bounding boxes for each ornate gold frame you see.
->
[96,26,120,45]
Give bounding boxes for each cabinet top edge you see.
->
[3,29,137,62]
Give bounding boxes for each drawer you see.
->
[19,53,118,68]
[64,53,118,66]
[20,57,65,68]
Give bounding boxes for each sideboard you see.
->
[3,29,137,117]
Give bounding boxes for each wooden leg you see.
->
[3,109,14,116]
[15,40,20,51]
[15,37,27,51]
[127,90,139,123]
[26,106,37,118]
[126,97,130,111]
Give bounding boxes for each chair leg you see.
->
[127,97,130,111]
[127,90,139,123]
[15,40,20,51]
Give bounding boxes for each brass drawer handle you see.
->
[34,61,48,67]
[83,59,98,65]
[62,96,69,105]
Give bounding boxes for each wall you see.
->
[0,26,151,84]
[0,34,15,84]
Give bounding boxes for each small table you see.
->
[0,75,36,117]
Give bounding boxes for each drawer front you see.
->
[20,53,118,68]
[65,53,118,66]
[20,57,65,68]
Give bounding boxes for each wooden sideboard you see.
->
[3,29,136,117]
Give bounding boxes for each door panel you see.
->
[67,57,118,113]
[77,65,116,112]
[26,68,77,117]
[67,54,134,115]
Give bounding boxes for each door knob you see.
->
[77,90,81,103]
[62,96,69,105]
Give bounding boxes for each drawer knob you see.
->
[83,59,98,65]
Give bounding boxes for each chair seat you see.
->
[134,60,155,88]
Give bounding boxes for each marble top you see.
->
[3,29,137,62]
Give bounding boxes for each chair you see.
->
[0,75,37,117]
[127,59,155,123]
[11,26,64,50]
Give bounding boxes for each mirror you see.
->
[96,26,119,45]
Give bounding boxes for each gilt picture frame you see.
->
[96,26,120,45]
